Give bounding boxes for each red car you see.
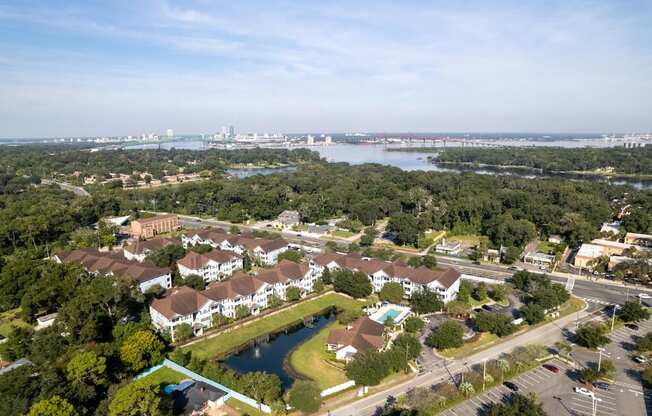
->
[543,364,560,373]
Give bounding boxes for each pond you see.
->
[222,310,335,390]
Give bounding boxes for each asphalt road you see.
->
[323,309,600,416]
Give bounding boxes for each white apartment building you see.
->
[311,252,461,303]
[177,249,243,282]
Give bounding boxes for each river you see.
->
[126,140,651,189]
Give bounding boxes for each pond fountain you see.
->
[222,310,335,390]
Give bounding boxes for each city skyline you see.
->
[1,0,651,138]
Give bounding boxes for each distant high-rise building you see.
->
[307,135,315,145]
[166,129,174,138]
[228,125,235,138]
[325,136,332,145]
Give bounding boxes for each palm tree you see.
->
[459,381,475,398]
[498,359,510,383]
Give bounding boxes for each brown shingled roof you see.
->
[203,272,267,301]
[55,248,170,283]
[256,260,310,284]
[327,317,384,352]
[177,249,242,270]
[124,238,179,255]
[151,286,212,320]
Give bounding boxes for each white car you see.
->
[634,355,647,364]
[638,293,652,299]
[574,387,594,397]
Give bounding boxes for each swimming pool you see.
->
[370,304,411,325]
[378,309,401,323]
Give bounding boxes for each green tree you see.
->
[410,288,443,314]
[393,333,422,360]
[576,323,610,349]
[27,395,78,416]
[346,350,389,386]
[212,313,231,328]
[119,330,165,372]
[66,350,107,400]
[403,316,425,333]
[109,379,169,416]
[173,323,193,342]
[288,380,322,414]
[473,283,488,302]
[146,244,185,268]
[278,250,304,263]
[183,274,206,290]
[239,371,282,405]
[520,304,545,325]
[474,312,515,337]
[457,280,473,304]
[313,279,324,293]
[235,305,251,320]
[490,284,508,302]
[458,381,475,397]
[268,294,283,308]
[387,213,420,246]
[426,320,464,349]
[487,392,546,416]
[636,332,652,352]
[333,270,372,299]
[287,286,302,301]
[379,282,405,304]
[618,300,651,323]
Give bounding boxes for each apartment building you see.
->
[53,248,171,292]
[130,214,179,239]
[311,252,461,302]
[123,237,180,262]
[181,228,289,265]
[176,249,243,282]
[255,260,318,300]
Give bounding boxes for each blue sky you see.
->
[0,0,651,137]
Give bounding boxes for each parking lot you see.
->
[439,315,652,416]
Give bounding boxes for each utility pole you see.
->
[611,305,618,332]
[482,359,487,391]
[598,348,603,372]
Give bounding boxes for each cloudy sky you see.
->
[1,0,651,137]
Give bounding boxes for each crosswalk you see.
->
[581,297,612,306]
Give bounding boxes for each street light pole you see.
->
[482,359,487,391]
[598,348,603,372]
[611,305,618,332]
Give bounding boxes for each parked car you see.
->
[503,381,519,392]
[593,381,610,390]
[633,355,647,364]
[626,323,640,331]
[639,293,652,300]
[543,364,560,373]
[482,304,495,312]
[574,387,594,397]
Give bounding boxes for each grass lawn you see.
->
[0,308,32,337]
[182,292,366,359]
[439,332,499,359]
[536,241,556,253]
[424,230,446,243]
[225,398,267,416]
[333,229,355,238]
[289,322,348,389]
[140,367,187,386]
[440,296,585,360]
[557,296,586,319]
[448,234,481,246]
